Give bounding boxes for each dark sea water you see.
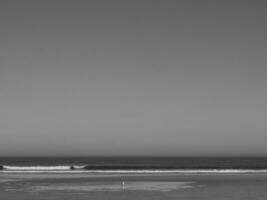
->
[1,157,267,199]
[1,156,267,169]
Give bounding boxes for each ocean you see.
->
[1,157,267,199]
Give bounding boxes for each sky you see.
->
[0,1,267,156]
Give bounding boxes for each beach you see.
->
[1,173,267,200]
[1,157,267,199]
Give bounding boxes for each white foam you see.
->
[73,165,86,169]
[2,165,267,174]
[3,165,71,171]
[1,168,267,174]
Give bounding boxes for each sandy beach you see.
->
[1,173,267,200]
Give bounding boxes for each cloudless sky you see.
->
[0,1,267,156]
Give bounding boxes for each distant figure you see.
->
[70,165,75,170]
[0,165,3,170]
[122,181,125,190]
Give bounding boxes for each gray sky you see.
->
[0,1,267,156]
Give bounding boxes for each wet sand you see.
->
[1,173,267,200]
[2,172,267,181]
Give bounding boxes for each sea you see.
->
[1,157,267,200]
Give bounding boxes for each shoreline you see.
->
[1,173,267,183]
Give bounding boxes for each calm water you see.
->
[1,157,267,199]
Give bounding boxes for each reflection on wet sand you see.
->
[30,181,195,192]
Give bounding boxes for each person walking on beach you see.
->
[122,181,125,190]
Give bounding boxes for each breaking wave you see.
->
[3,166,71,171]
[1,165,267,174]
